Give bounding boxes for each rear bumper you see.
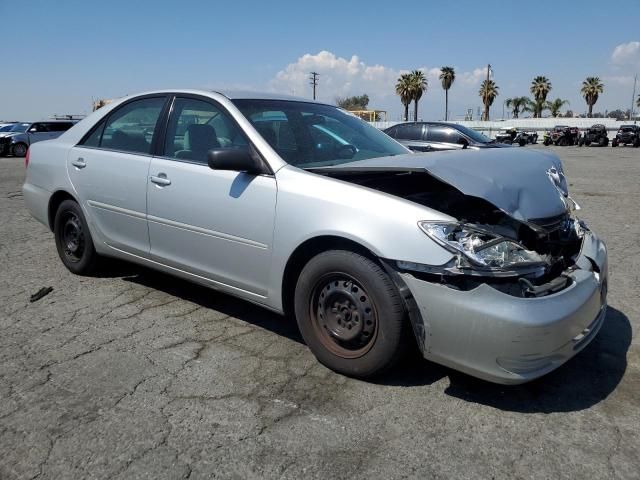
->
[22,182,51,229]
[399,231,608,385]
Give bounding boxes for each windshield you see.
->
[232,99,408,168]
[452,124,492,143]
[8,123,30,133]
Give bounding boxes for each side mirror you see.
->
[458,138,469,149]
[207,147,265,175]
[28,127,38,133]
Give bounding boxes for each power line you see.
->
[309,71,319,100]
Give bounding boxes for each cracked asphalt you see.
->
[1,145,638,479]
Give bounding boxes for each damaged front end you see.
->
[311,150,608,383]
[400,216,586,299]
[318,168,586,298]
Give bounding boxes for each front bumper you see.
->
[398,231,608,385]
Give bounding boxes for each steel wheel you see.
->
[310,273,378,359]
[60,211,86,262]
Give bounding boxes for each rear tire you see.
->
[54,200,100,275]
[599,137,608,147]
[294,250,407,378]
[11,143,28,157]
[633,138,640,148]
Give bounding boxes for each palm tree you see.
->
[505,96,529,118]
[581,77,604,118]
[395,74,413,121]
[410,70,428,121]
[439,67,455,121]
[546,98,570,117]
[479,80,499,120]
[530,76,552,118]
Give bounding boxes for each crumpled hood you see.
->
[312,148,570,222]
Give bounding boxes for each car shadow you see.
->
[114,262,303,344]
[104,261,630,413]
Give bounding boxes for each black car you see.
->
[611,124,640,147]
[578,124,609,147]
[383,122,511,152]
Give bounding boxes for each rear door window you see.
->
[394,124,424,140]
[47,122,74,132]
[82,97,165,154]
[426,126,464,144]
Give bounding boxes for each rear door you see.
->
[394,123,430,152]
[68,95,168,256]
[146,95,277,297]
[26,123,52,145]
[425,125,466,151]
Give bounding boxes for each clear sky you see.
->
[1,0,639,121]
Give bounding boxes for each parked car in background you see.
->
[23,90,607,385]
[383,121,511,152]
[578,124,609,147]
[495,128,537,146]
[611,124,640,147]
[543,125,580,146]
[0,120,76,157]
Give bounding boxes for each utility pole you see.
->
[309,71,319,100]
[631,74,637,124]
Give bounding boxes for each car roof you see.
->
[213,90,317,103]
[111,88,326,105]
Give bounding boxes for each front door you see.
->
[146,96,277,297]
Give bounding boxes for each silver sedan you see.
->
[22,90,608,384]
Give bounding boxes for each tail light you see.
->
[25,147,30,168]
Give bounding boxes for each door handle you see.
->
[71,158,86,169]
[150,174,171,186]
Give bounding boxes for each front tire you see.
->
[294,250,406,378]
[11,142,28,157]
[54,199,100,275]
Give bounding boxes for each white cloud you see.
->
[268,51,485,112]
[611,41,640,66]
[458,68,487,86]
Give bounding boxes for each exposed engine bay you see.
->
[318,169,586,298]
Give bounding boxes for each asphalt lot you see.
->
[1,145,638,479]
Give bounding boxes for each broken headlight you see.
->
[418,222,546,270]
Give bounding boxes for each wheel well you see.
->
[48,190,76,231]
[281,236,377,318]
